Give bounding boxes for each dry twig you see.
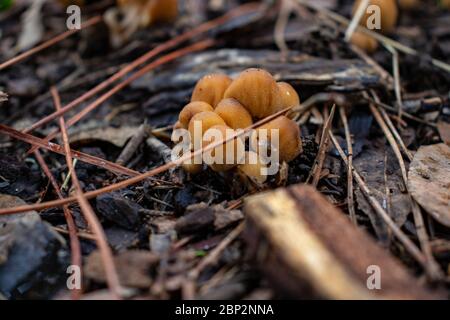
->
[52,87,122,299]
[34,150,82,299]
[339,106,356,224]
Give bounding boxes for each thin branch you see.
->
[52,87,122,299]
[309,105,336,186]
[184,222,245,298]
[34,150,82,299]
[384,44,404,121]
[329,132,428,269]
[274,0,292,56]
[344,0,369,42]
[369,102,443,281]
[370,91,413,161]
[0,124,140,177]
[0,16,102,71]
[339,106,357,225]
[362,95,437,128]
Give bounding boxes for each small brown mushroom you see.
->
[352,0,398,34]
[188,111,226,149]
[202,125,243,172]
[224,68,281,119]
[191,74,233,108]
[253,116,302,162]
[237,151,268,184]
[350,30,379,53]
[214,98,253,129]
[277,82,300,109]
[179,101,214,129]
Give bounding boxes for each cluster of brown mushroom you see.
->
[174,68,303,184]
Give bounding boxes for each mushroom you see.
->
[274,82,301,118]
[237,151,268,184]
[277,82,300,109]
[350,30,379,53]
[178,101,214,129]
[224,68,281,119]
[214,98,253,130]
[191,73,233,108]
[117,0,178,25]
[202,125,243,172]
[147,0,178,23]
[253,116,302,162]
[188,111,226,150]
[352,0,398,34]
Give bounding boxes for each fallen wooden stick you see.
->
[244,185,443,299]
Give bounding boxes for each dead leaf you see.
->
[69,125,139,148]
[84,250,159,289]
[408,143,450,227]
[353,142,411,243]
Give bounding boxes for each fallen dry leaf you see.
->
[408,143,450,227]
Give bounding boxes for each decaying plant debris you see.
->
[0,0,449,300]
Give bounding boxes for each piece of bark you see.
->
[244,185,442,299]
[408,143,450,227]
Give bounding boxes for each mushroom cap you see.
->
[179,101,214,129]
[350,30,379,53]
[191,73,233,108]
[224,68,281,119]
[237,151,268,184]
[275,82,300,111]
[253,116,302,162]
[202,125,243,172]
[353,0,398,34]
[214,98,253,129]
[188,111,226,147]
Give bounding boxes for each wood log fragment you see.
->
[244,185,443,299]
